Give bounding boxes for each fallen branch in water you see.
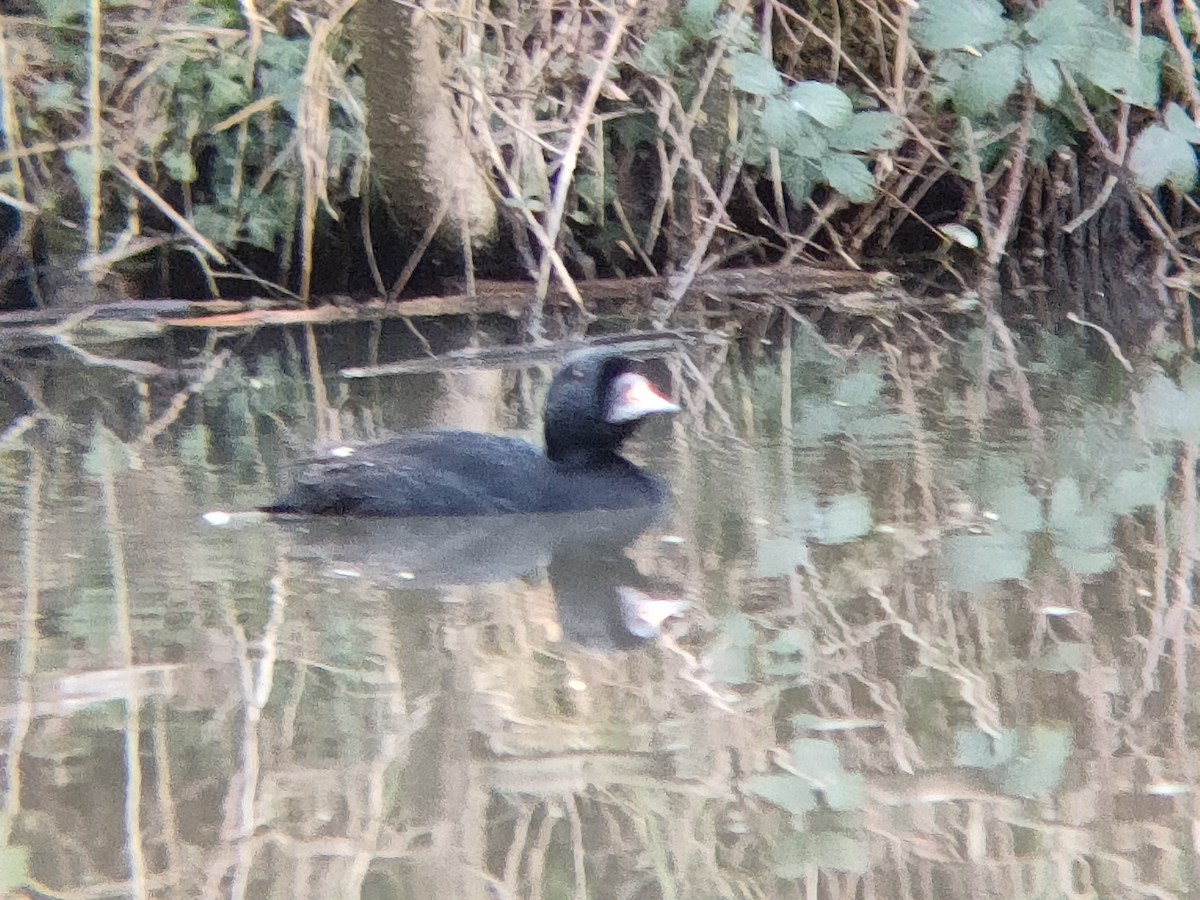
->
[0,264,974,354]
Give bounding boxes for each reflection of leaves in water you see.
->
[1140,366,1200,441]
[746,773,817,815]
[746,738,865,823]
[944,531,1030,591]
[956,726,1072,797]
[709,618,816,685]
[790,738,866,810]
[794,356,910,458]
[1049,477,1116,575]
[62,587,118,643]
[706,614,756,684]
[1033,642,1088,673]
[84,424,132,476]
[762,627,814,677]
[998,727,1073,797]
[0,846,29,892]
[179,423,211,469]
[756,492,872,576]
[772,830,870,876]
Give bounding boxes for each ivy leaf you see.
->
[827,111,903,152]
[1165,103,1200,145]
[36,80,82,114]
[911,0,1009,52]
[37,0,86,24]
[638,29,685,76]
[162,147,198,184]
[821,153,875,202]
[788,81,853,129]
[1129,124,1197,191]
[681,0,720,37]
[953,43,1023,116]
[65,148,97,196]
[731,52,782,97]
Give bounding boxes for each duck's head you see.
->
[543,349,679,465]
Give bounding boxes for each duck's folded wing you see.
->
[263,432,547,516]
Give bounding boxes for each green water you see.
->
[0,318,1195,899]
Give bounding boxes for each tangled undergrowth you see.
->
[1,0,1198,344]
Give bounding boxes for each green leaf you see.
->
[179,423,211,469]
[1024,0,1097,43]
[911,0,1008,51]
[36,80,82,114]
[953,43,1023,116]
[1024,43,1063,104]
[747,773,816,815]
[779,152,818,203]
[788,82,853,129]
[1165,103,1200,144]
[681,0,720,37]
[1081,45,1160,108]
[162,147,198,184]
[731,52,782,96]
[37,0,86,25]
[761,97,803,149]
[1129,125,1197,191]
[637,29,685,76]
[193,204,238,244]
[206,69,249,111]
[821,153,875,203]
[65,148,97,196]
[827,111,903,152]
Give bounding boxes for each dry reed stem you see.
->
[111,159,227,263]
[0,15,27,203]
[87,0,104,260]
[0,449,43,849]
[532,8,630,313]
[296,0,360,302]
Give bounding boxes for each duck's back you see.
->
[263,430,664,517]
[265,432,551,517]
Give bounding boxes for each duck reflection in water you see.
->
[276,507,689,652]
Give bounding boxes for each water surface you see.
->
[0,318,1195,899]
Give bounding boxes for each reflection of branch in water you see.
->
[98,442,148,898]
[135,348,233,448]
[0,449,43,848]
